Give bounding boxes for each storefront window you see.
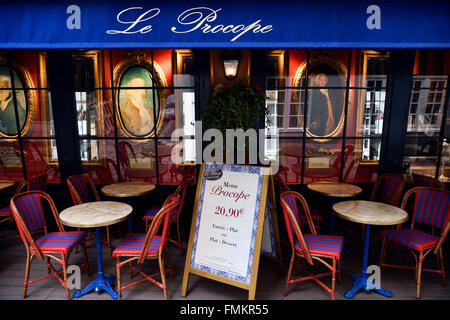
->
[403,50,449,181]
[0,51,60,182]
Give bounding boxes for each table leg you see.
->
[127,197,133,233]
[73,227,118,299]
[344,224,393,299]
[330,197,336,235]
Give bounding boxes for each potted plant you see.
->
[202,80,268,163]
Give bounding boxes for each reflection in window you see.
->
[174,73,196,164]
[75,91,98,161]
[72,51,103,163]
[362,76,386,160]
[404,75,448,180]
[359,52,388,162]
[408,76,447,135]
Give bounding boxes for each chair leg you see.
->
[46,257,51,275]
[176,219,183,256]
[106,226,112,255]
[116,257,122,300]
[23,251,31,298]
[416,252,423,299]
[284,252,295,296]
[331,258,336,300]
[159,254,168,300]
[164,245,174,280]
[62,254,71,300]
[438,248,446,287]
[129,261,134,279]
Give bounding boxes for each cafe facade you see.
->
[0,0,449,302]
[0,1,448,190]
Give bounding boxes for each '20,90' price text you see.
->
[215,206,244,218]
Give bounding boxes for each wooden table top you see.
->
[59,201,133,228]
[0,181,14,192]
[307,182,363,198]
[332,200,408,226]
[101,182,156,198]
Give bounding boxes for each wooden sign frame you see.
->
[181,163,277,300]
[260,174,283,276]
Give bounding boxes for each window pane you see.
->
[343,139,380,183]
[404,136,439,178]
[407,76,447,136]
[279,139,303,184]
[304,139,341,184]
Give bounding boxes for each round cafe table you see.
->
[0,180,15,191]
[59,201,133,299]
[307,182,363,234]
[101,182,155,232]
[333,200,408,298]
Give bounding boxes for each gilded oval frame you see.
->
[293,53,349,143]
[0,54,37,139]
[113,51,168,139]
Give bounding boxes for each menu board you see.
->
[181,163,270,300]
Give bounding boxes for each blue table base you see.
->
[344,224,393,299]
[344,272,393,298]
[73,273,117,299]
[73,227,119,299]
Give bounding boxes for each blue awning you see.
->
[0,0,449,49]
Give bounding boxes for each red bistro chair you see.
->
[411,173,446,190]
[379,187,450,298]
[362,173,407,241]
[67,174,113,254]
[113,193,181,300]
[0,174,47,240]
[142,176,194,256]
[280,191,343,300]
[370,173,407,206]
[274,176,322,233]
[10,191,90,300]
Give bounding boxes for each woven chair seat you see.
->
[113,233,163,256]
[294,234,343,259]
[31,232,86,255]
[382,228,440,252]
[143,206,179,220]
[0,206,11,217]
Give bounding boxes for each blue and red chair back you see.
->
[16,174,47,194]
[138,194,181,263]
[67,174,100,205]
[412,173,446,190]
[371,174,406,206]
[402,187,450,231]
[10,191,65,260]
[279,191,316,264]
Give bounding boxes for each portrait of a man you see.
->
[0,71,26,136]
[306,64,344,137]
[118,66,159,137]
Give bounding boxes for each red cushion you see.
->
[112,233,163,257]
[31,232,86,255]
[382,228,440,252]
[295,234,343,260]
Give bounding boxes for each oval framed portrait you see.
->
[293,53,349,142]
[0,56,36,138]
[113,51,168,138]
